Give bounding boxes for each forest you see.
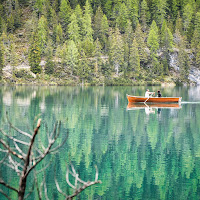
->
[0,0,199,85]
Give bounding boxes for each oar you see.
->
[144,97,149,103]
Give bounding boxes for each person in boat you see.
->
[157,90,162,97]
[145,89,155,98]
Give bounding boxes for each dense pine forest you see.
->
[0,0,199,85]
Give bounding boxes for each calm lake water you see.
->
[0,86,200,200]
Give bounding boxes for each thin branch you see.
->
[0,178,18,193]
[66,180,102,200]
[0,189,12,200]
[33,170,42,200]
[13,141,26,158]
[0,139,24,161]
[49,135,68,153]
[66,166,76,189]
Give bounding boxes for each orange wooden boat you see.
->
[127,94,182,103]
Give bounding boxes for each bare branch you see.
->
[66,180,102,200]
[0,178,18,193]
[0,189,12,200]
[0,148,8,152]
[0,139,24,161]
[66,166,76,189]
[13,141,26,158]
[49,134,68,153]
[95,165,98,182]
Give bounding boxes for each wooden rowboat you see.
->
[127,94,182,103]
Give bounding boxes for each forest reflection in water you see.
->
[0,86,200,199]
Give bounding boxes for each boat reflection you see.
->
[127,102,182,114]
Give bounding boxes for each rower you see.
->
[145,89,155,97]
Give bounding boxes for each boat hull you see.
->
[127,95,182,103]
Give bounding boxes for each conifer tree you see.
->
[93,6,104,41]
[45,39,54,75]
[127,0,139,29]
[147,21,159,54]
[94,38,103,74]
[67,40,79,75]
[59,0,72,32]
[0,41,4,79]
[68,12,81,45]
[129,39,140,74]
[183,3,194,34]
[82,0,94,56]
[178,36,190,80]
[37,15,48,54]
[109,28,124,76]
[74,4,83,31]
[134,24,148,64]
[100,14,109,49]
[151,0,167,27]
[28,32,42,74]
[55,23,63,45]
[115,3,129,32]
[147,21,160,74]
[7,13,14,33]
[78,50,90,84]
[140,0,150,31]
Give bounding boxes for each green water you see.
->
[0,86,200,200]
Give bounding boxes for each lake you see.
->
[0,86,200,200]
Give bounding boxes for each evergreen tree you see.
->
[0,41,4,79]
[78,50,90,83]
[151,0,168,27]
[115,3,129,32]
[74,4,83,30]
[100,14,109,49]
[37,15,48,54]
[129,38,140,74]
[67,40,79,75]
[178,36,190,80]
[7,13,14,33]
[127,0,139,29]
[183,3,194,34]
[147,20,159,54]
[82,0,93,41]
[140,0,150,31]
[134,24,148,64]
[55,23,63,45]
[160,20,174,73]
[59,0,72,32]
[94,38,103,74]
[93,6,104,41]
[45,40,54,75]
[82,0,94,56]
[109,28,124,76]
[34,0,44,18]
[68,12,81,45]
[28,32,42,74]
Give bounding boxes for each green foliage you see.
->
[37,15,48,54]
[59,0,72,32]
[129,39,140,74]
[147,21,159,54]
[140,0,150,31]
[68,12,81,44]
[28,32,42,74]
[14,69,34,79]
[0,41,4,78]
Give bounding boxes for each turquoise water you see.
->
[0,86,200,199]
